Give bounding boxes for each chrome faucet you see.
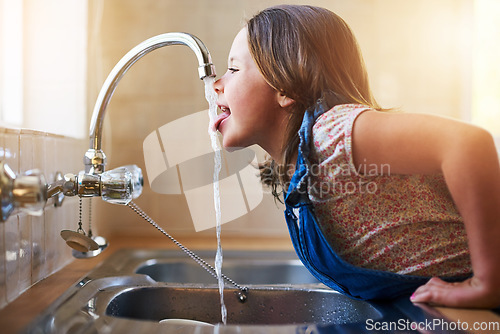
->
[0,33,215,221]
[0,33,217,258]
[84,32,216,175]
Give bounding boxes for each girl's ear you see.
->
[277,91,295,108]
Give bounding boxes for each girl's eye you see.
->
[228,67,239,74]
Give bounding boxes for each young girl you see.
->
[212,5,500,308]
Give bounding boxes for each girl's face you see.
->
[213,28,289,159]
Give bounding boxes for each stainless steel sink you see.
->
[88,249,323,285]
[105,285,381,325]
[23,249,455,333]
[135,256,321,285]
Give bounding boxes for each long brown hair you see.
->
[247,5,381,199]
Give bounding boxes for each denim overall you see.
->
[284,99,470,301]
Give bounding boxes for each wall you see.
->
[0,128,86,309]
[88,0,475,239]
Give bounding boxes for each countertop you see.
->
[1,235,499,333]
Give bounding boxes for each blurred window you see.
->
[472,0,500,138]
[0,0,87,138]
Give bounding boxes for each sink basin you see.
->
[23,249,453,333]
[136,258,320,284]
[86,249,323,286]
[105,286,381,325]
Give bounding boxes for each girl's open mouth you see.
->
[213,106,231,132]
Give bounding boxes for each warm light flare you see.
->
[472,0,500,136]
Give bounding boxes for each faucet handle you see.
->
[13,169,47,216]
[121,165,143,199]
[0,162,47,221]
[100,164,143,204]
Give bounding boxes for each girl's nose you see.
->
[213,77,223,93]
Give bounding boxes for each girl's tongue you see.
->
[212,107,231,132]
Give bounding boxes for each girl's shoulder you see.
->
[311,104,372,164]
[312,103,372,143]
[315,104,372,128]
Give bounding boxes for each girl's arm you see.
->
[352,110,500,308]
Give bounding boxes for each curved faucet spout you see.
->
[85,32,216,174]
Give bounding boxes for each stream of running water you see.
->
[204,76,227,325]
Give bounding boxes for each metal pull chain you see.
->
[77,197,84,234]
[87,198,93,238]
[126,201,248,302]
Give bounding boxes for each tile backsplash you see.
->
[0,127,85,309]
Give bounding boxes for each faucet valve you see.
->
[100,165,143,204]
[84,149,107,175]
[0,162,47,221]
[63,165,143,204]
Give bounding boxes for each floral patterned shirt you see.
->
[308,104,471,277]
